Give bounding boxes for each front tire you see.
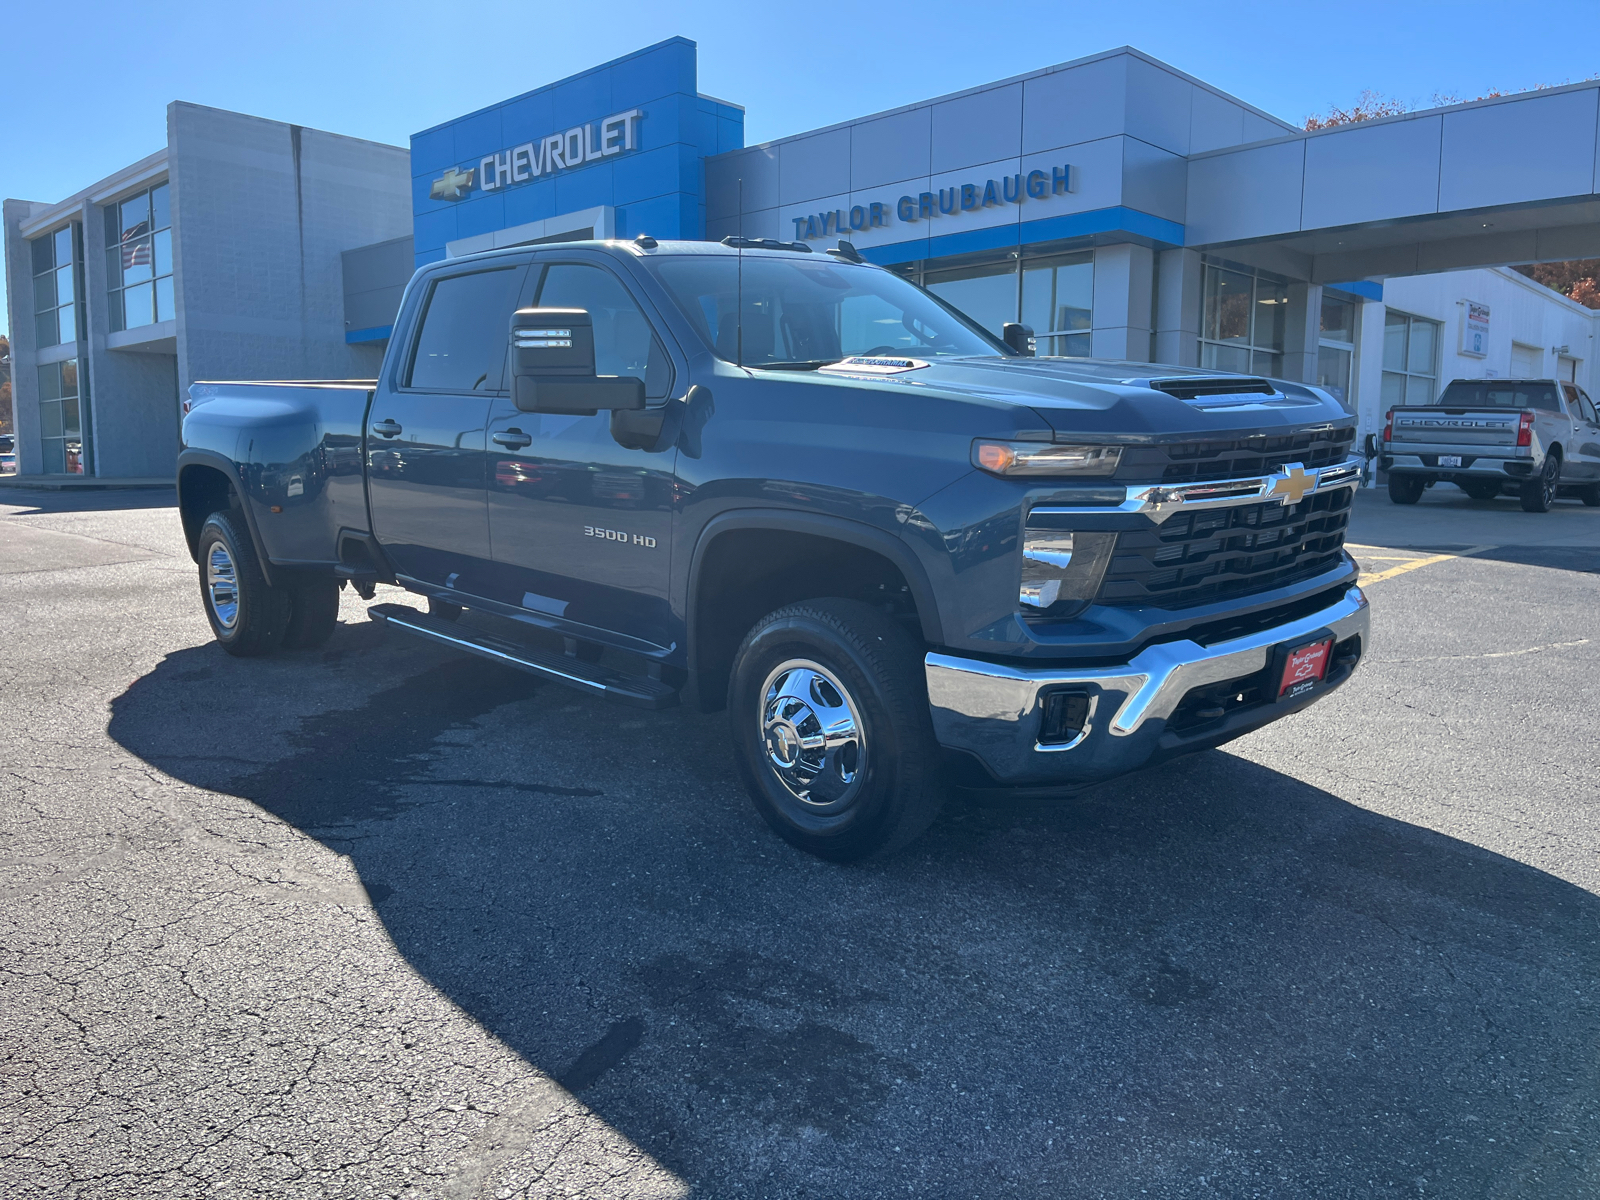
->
[1460,479,1502,501]
[1388,474,1425,504]
[1520,453,1560,513]
[728,598,944,861]
[1578,484,1600,508]
[197,510,290,656]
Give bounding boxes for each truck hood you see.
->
[815,356,1350,440]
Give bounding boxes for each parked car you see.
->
[1380,378,1600,511]
[177,237,1368,860]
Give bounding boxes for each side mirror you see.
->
[1002,322,1036,357]
[511,308,646,415]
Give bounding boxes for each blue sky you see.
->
[6,0,1600,336]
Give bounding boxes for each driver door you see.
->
[483,258,682,649]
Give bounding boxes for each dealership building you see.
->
[2,104,410,478]
[7,37,1600,480]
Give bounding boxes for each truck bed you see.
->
[181,380,375,566]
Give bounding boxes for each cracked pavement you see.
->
[1,485,1598,1198]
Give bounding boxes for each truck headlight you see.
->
[1020,529,1117,613]
[973,440,1122,477]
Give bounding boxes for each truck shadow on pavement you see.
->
[108,625,1600,1197]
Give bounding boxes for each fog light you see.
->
[1020,529,1117,614]
[1039,689,1090,745]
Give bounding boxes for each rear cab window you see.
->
[1434,381,1560,411]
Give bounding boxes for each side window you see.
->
[406,266,526,391]
[1582,393,1600,425]
[536,263,673,398]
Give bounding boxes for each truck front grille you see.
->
[1097,488,1353,609]
[1118,426,1356,484]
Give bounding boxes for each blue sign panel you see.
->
[410,38,742,266]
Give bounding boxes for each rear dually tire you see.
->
[197,510,291,656]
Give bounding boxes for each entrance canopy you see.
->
[1187,83,1600,282]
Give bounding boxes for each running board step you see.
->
[367,603,678,710]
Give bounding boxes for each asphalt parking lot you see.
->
[2,481,1599,1199]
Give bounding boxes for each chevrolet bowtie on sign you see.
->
[429,166,476,202]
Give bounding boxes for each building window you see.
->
[31,226,79,350]
[37,359,90,475]
[919,250,1095,356]
[1381,311,1440,406]
[1200,258,1286,376]
[1317,292,1358,411]
[923,259,1018,341]
[1022,252,1093,356]
[105,182,173,332]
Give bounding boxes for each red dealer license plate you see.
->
[1278,637,1333,701]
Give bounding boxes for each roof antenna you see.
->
[736,177,744,369]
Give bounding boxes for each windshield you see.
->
[1435,381,1561,411]
[645,254,1004,368]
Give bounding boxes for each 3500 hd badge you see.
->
[584,526,657,548]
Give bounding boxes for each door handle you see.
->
[371,419,403,438]
[492,429,533,450]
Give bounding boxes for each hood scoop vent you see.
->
[1147,377,1278,402]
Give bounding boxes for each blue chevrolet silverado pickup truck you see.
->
[178,236,1369,860]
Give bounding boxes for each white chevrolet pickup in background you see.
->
[1381,378,1600,512]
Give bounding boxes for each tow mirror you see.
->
[1002,322,1036,357]
[510,308,645,415]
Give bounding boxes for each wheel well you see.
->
[691,529,924,712]
[177,465,235,560]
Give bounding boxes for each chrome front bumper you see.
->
[925,585,1370,785]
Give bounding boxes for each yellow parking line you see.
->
[1360,544,1497,584]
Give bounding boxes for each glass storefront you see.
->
[37,359,90,475]
[924,259,1017,340]
[1381,311,1440,407]
[1021,253,1093,357]
[105,182,173,332]
[1316,292,1357,411]
[1200,258,1285,376]
[916,250,1095,356]
[31,226,78,350]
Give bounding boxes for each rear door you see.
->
[366,260,530,589]
[483,256,682,649]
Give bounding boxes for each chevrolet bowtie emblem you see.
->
[430,166,476,201]
[1268,463,1316,505]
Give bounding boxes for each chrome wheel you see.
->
[759,659,867,811]
[206,542,240,630]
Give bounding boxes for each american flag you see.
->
[121,220,151,271]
